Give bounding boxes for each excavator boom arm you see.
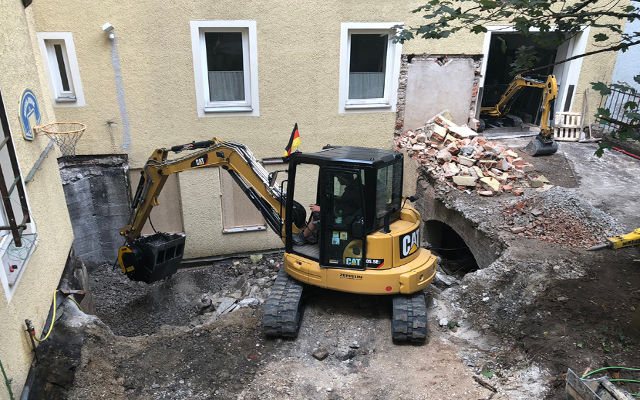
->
[538,75,558,137]
[480,74,547,117]
[121,137,288,241]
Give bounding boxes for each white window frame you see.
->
[37,32,85,107]
[339,22,402,113]
[0,91,38,302]
[190,20,260,117]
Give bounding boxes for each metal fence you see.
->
[598,86,640,131]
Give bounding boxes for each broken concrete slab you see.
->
[312,348,329,361]
[453,176,478,187]
[480,177,500,192]
[442,162,460,177]
[458,156,475,167]
[436,149,453,163]
[448,125,478,139]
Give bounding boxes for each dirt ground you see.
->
[64,141,640,400]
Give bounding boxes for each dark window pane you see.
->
[205,32,245,101]
[349,34,387,99]
[375,160,402,228]
[54,44,70,92]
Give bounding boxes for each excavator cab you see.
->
[285,146,403,269]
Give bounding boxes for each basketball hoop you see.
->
[34,122,86,156]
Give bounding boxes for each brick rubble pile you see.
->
[500,196,616,248]
[395,112,552,196]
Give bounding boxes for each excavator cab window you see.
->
[319,168,366,269]
[374,158,403,230]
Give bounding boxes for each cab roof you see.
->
[291,146,400,167]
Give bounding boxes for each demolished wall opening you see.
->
[481,32,558,129]
[423,220,478,278]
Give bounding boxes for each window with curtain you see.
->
[339,23,401,113]
[205,32,245,102]
[348,34,388,100]
[190,21,259,116]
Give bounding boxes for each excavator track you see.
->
[263,268,305,338]
[391,291,427,343]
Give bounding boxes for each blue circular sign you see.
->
[20,89,41,141]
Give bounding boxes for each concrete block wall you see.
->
[58,154,130,266]
[395,54,483,135]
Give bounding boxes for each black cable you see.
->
[148,214,158,234]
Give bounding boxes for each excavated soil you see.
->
[70,262,506,400]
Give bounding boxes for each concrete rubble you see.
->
[395,111,553,197]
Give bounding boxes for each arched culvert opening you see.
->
[423,220,478,278]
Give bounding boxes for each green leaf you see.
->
[513,17,531,34]
[624,5,636,12]
[591,82,612,96]
[481,368,495,379]
[596,108,611,118]
[623,101,638,110]
[594,33,609,42]
[634,75,640,85]
[625,111,640,120]
[577,341,584,348]
[471,25,488,33]
[479,0,498,9]
[595,147,604,157]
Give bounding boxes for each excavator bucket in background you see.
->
[524,133,559,156]
[118,232,186,283]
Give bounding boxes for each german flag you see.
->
[283,123,301,157]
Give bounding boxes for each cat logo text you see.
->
[400,227,419,259]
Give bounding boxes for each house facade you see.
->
[0,1,75,398]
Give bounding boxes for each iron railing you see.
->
[598,86,640,131]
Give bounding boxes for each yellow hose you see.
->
[68,296,82,309]
[33,290,58,342]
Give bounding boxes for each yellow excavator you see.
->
[481,74,559,156]
[118,138,437,342]
[588,228,640,251]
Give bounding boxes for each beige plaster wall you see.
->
[0,1,75,398]
[28,0,622,258]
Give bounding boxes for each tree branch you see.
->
[521,40,640,75]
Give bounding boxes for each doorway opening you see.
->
[478,29,588,133]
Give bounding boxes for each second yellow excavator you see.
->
[481,74,559,156]
[117,138,437,342]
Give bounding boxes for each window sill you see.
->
[222,225,267,234]
[204,105,253,113]
[55,97,77,103]
[344,102,391,110]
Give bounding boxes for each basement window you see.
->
[0,89,37,302]
[339,22,402,113]
[37,32,85,107]
[190,21,260,117]
[219,168,266,233]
